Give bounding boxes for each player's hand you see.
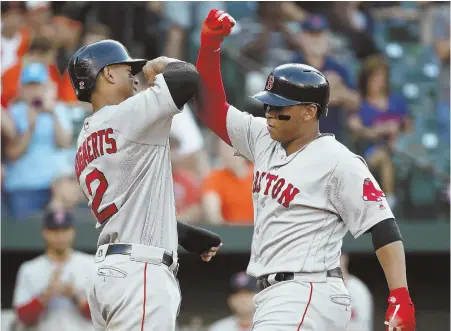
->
[60,282,77,301]
[201,9,236,47]
[40,267,63,306]
[143,56,179,85]
[200,243,222,262]
[384,287,416,331]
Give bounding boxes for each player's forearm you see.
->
[16,298,45,325]
[195,38,231,145]
[177,220,221,254]
[376,241,408,290]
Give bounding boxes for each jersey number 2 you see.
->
[85,168,118,223]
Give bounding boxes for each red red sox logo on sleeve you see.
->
[362,178,385,202]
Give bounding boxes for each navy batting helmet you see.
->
[68,39,147,102]
[251,63,330,117]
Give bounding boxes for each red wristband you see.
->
[388,287,410,304]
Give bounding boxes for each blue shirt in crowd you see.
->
[291,54,356,140]
[359,93,408,128]
[4,102,73,192]
[358,93,409,153]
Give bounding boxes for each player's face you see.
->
[112,64,139,99]
[265,104,307,143]
[43,227,75,254]
[228,290,255,317]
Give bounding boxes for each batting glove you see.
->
[200,9,236,48]
[385,287,416,331]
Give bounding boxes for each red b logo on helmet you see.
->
[266,75,274,91]
[362,178,385,202]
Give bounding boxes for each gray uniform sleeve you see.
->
[226,105,268,163]
[105,74,180,145]
[327,155,395,238]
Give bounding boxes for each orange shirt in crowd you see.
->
[173,169,201,214]
[1,63,77,108]
[17,29,31,58]
[202,164,254,224]
[1,28,31,75]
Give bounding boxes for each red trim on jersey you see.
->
[16,297,45,325]
[297,282,313,330]
[141,263,148,331]
[195,43,231,145]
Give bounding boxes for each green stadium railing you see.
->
[1,218,449,253]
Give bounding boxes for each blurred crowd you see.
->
[1,2,449,331]
[1,1,450,226]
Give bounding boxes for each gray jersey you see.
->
[76,74,181,251]
[226,106,394,277]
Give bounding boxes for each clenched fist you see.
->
[384,287,416,331]
[201,9,236,47]
[143,56,180,85]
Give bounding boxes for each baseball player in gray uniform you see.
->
[195,10,416,331]
[68,40,222,331]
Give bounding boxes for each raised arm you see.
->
[143,57,200,109]
[194,9,236,145]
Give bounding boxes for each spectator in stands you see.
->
[81,23,111,46]
[2,36,55,108]
[49,164,85,212]
[13,210,94,331]
[1,2,30,75]
[348,55,413,209]
[292,15,360,141]
[53,16,82,74]
[1,108,17,182]
[433,3,450,145]
[202,139,254,225]
[340,253,374,331]
[25,1,54,38]
[1,108,17,219]
[3,63,73,220]
[163,1,226,61]
[209,271,256,331]
[240,2,299,69]
[170,135,203,224]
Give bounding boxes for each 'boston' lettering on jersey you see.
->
[75,128,117,179]
[252,170,300,208]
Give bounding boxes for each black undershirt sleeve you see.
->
[177,221,222,254]
[162,61,200,109]
[368,218,403,251]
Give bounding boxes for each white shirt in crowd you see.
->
[170,104,205,157]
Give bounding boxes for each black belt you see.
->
[257,267,343,291]
[105,244,177,275]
